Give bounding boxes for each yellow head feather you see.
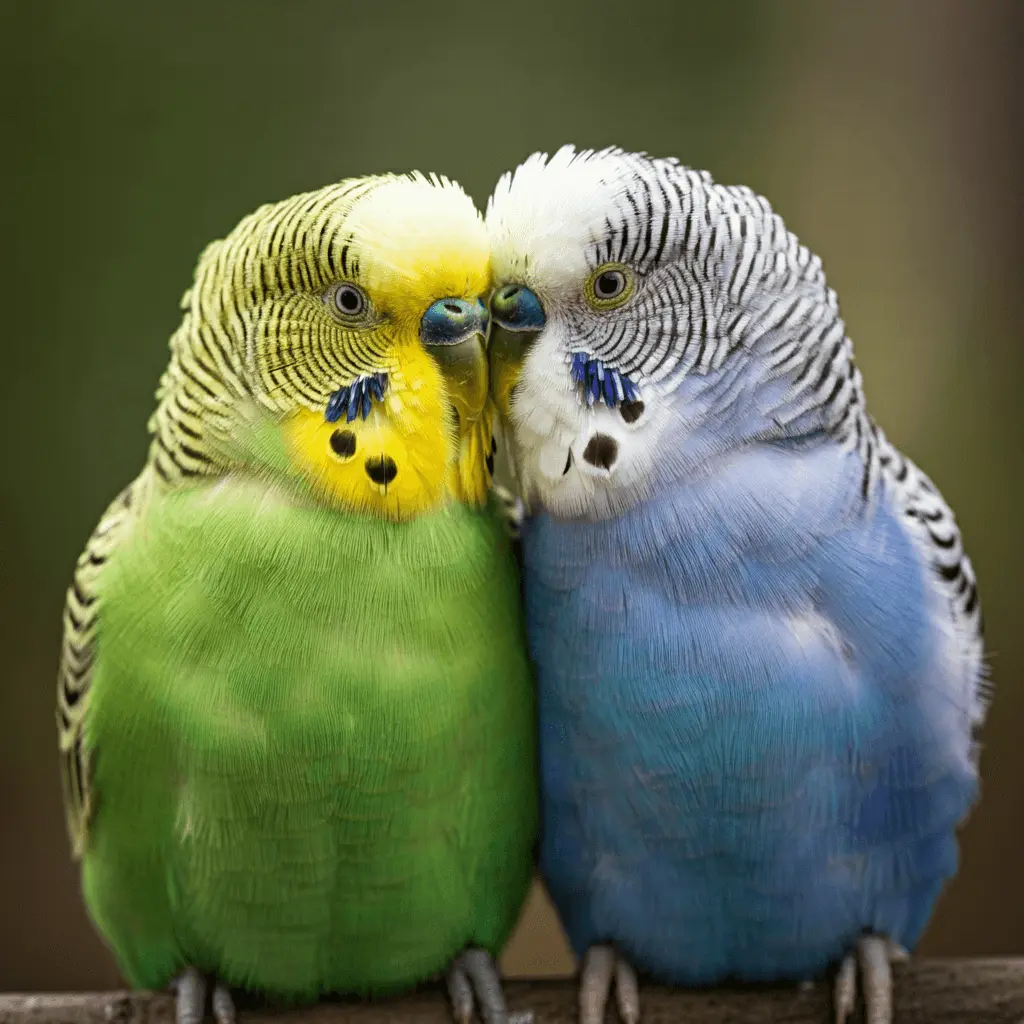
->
[342,173,490,322]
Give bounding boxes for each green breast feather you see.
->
[79,477,537,999]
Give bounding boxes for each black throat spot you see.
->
[581,434,619,471]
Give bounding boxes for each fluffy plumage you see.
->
[58,173,536,1012]
[486,145,984,1019]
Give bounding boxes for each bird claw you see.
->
[834,935,901,1024]
[172,968,236,1024]
[579,945,640,1024]
[211,982,236,1024]
[445,947,530,1024]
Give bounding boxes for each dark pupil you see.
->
[597,272,621,297]
[339,287,361,312]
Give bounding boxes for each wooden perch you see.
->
[2,962,1023,1024]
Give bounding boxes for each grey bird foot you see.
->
[579,945,640,1024]
[446,948,532,1024]
[173,967,236,1024]
[833,936,908,1024]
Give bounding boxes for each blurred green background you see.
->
[2,0,1021,991]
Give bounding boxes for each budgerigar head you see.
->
[152,172,496,520]
[486,145,861,520]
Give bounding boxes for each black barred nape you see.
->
[146,177,389,488]
[572,154,833,388]
[487,146,877,482]
[525,151,869,464]
[237,178,377,303]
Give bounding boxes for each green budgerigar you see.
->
[56,173,537,1024]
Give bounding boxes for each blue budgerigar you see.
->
[485,146,986,1024]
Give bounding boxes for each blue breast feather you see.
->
[524,441,978,984]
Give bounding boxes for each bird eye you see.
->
[327,283,367,319]
[585,263,634,310]
[594,271,626,299]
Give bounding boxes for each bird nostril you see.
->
[444,302,462,315]
[502,286,520,300]
[582,434,618,471]
[365,455,398,486]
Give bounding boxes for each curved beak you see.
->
[420,297,490,431]
[489,284,546,419]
